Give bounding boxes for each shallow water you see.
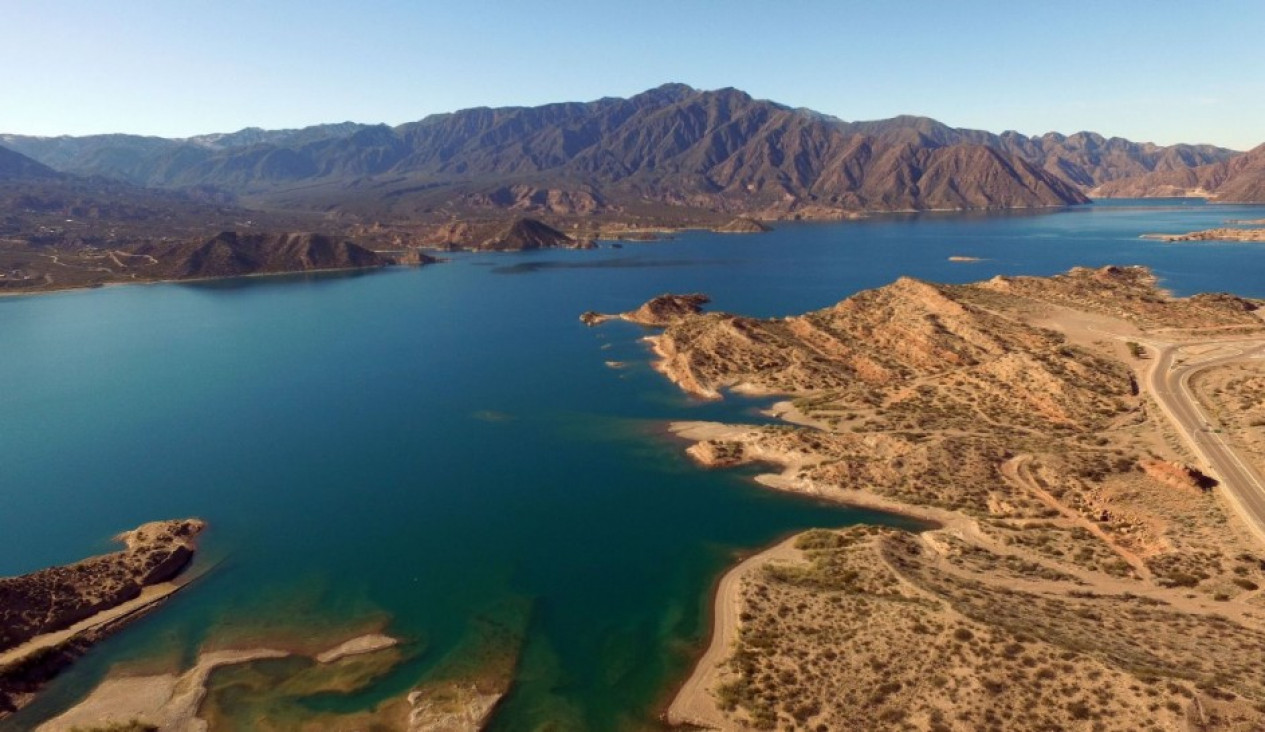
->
[3,199,1264,729]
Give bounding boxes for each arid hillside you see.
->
[1093,143,1265,202]
[591,267,1265,731]
[7,85,1239,225]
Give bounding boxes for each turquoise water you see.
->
[3,199,1265,729]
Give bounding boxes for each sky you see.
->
[4,0,1263,149]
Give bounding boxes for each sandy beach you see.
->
[666,536,802,728]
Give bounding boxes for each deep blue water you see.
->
[2,199,1264,729]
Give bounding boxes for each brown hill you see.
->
[426,216,583,251]
[132,231,389,279]
[476,217,574,251]
[1092,143,1265,201]
[624,293,711,326]
[645,273,1133,434]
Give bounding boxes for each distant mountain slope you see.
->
[1,86,1243,219]
[0,123,371,186]
[0,145,61,181]
[1092,143,1265,202]
[831,117,1235,188]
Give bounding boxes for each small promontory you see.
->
[716,217,771,234]
[0,519,205,718]
[581,292,710,327]
[477,217,575,251]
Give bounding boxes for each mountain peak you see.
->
[629,83,699,106]
[651,82,698,97]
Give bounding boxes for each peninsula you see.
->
[0,519,205,718]
[591,266,1265,730]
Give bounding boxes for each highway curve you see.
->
[1146,341,1265,544]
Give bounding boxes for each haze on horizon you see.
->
[6,0,1263,150]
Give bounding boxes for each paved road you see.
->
[1147,340,1265,544]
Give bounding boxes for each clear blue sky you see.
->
[4,0,1263,149]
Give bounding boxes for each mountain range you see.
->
[2,84,1252,226]
[1091,143,1265,201]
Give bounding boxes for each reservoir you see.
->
[3,200,1264,729]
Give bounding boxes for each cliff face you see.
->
[133,231,389,279]
[1092,143,1265,201]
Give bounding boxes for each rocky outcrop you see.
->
[623,293,711,326]
[476,217,574,251]
[428,220,473,249]
[1140,460,1218,492]
[581,293,711,328]
[716,217,771,233]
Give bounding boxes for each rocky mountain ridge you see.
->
[1092,143,1265,202]
[2,85,1244,220]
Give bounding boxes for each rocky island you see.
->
[0,519,205,718]
[590,266,1265,730]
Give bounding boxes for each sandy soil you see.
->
[38,648,290,732]
[38,633,401,732]
[667,537,802,728]
[315,633,399,664]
